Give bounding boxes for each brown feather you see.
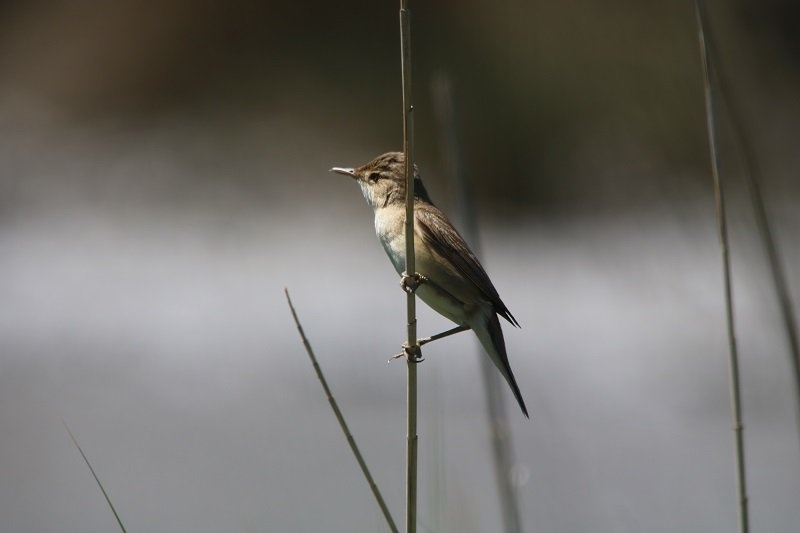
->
[415,204,520,328]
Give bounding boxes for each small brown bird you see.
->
[332,152,528,417]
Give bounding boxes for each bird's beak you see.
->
[330,167,356,179]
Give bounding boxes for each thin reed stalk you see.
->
[432,75,522,533]
[63,421,127,533]
[399,2,419,532]
[284,289,398,533]
[694,2,749,532]
[702,17,800,444]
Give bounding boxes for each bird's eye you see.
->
[368,172,381,183]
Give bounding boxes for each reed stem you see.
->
[284,289,398,533]
[432,74,522,532]
[63,421,127,533]
[399,2,418,531]
[694,2,749,531]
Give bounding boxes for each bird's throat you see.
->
[373,205,407,276]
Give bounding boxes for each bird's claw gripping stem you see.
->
[389,342,424,363]
[400,272,428,293]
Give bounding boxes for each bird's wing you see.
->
[415,205,519,327]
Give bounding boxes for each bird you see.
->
[331,151,528,417]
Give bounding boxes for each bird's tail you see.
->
[473,311,529,418]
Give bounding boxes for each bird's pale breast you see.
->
[373,205,482,327]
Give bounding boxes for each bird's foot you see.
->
[400,272,428,293]
[388,325,471,362]
[389,342,424,363]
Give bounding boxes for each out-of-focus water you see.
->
[1,102,799,532]
[2,195,799,531]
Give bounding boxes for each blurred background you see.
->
[1,0,798,531]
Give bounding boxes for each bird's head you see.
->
[331,151,432,210]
